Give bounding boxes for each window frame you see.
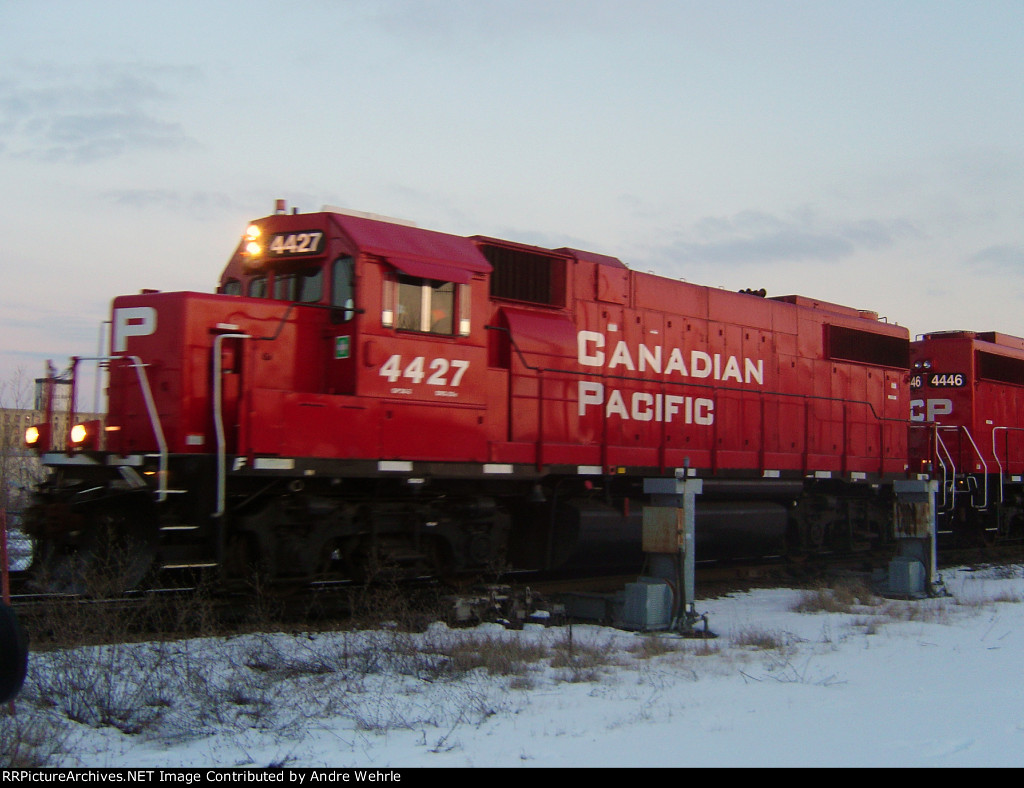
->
[383,273,470,336]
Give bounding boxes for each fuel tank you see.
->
[511,497,790,573]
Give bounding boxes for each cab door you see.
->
[327,256,357,395]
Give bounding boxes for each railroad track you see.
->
[9,547,1022,648]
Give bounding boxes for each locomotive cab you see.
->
[24,203,506,593]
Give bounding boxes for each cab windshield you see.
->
[273,266,322,302]
[224,257,355,322]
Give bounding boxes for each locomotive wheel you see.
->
[222,532,269,589]
[0,602,29,704]
[29,503,158,597]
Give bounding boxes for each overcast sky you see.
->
[2,0,1023,399]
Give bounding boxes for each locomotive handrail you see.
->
[932,426,956,511]
[991,426,1024,504]
[213,332,252,518]
[959,425,989,509]
[935,425,989,510]
[71,355,170,502]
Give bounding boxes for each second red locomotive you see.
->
[25,201,917,592]
[910,330,1024,546]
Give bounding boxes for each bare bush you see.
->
[27,640,179,734]
[0,711,71,767]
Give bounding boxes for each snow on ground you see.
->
[3,563,1024,768]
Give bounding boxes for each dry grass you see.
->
[549,626,621,682]
[429,632,550,677]
[792,579,882,614]
[626,634,685,659]
[730,627,797,651]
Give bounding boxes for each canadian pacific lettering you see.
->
[576,330,764,384]
[576,330,765,425]
[579,383,714,424]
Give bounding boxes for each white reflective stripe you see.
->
[43,453,99,466]
[851,472,867,481]
[161,563,218,569]
[577,465,603,475]
[254,458,295,470]
[107,455,144,466]
[762,470,780,478]
[814,470,832,479]
[378,460,413,472]
[483,464,513,474]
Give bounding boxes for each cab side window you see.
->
[383,274,470,336]
[395,276,454,334]
[332,256,355,322]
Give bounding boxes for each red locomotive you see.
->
[910,331,1024,546]
[24,201,917,593]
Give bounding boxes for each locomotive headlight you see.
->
[922,360,932,369]
[24,423,50,453]
[244,225,262,257]
[69,419,102,450]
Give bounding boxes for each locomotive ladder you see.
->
[991,425,1024,505]
[933,425,989,512]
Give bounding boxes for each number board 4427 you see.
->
[267,231,324,257]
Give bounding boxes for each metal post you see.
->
[641,476,705,633]
[890,478,942,597]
